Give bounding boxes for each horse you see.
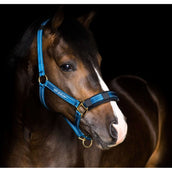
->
[3,8,166,167]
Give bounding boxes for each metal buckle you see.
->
[78,137,93,148]
[76,102,88,117]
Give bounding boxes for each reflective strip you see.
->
[45,80,80,108]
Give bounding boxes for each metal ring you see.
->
[78,137,93,148]
[38,75,48,84]
[82,139,93,148]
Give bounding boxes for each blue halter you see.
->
[37,20,119,148]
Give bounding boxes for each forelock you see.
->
[57,17,99,67]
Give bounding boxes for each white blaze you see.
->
[94,68,128,146]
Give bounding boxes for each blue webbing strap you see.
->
[37,20,49,77]
[41,81,88,139]
[37,20,49,108]
[64,111,91,140]
[83,91,119,110]
[39,84,49,109]
[45,80,80,108]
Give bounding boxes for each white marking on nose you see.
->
[94,68,128,146]
[110,101,128,145]
[94,68,109,91]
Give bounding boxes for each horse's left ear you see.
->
[51,6,64,31]
[77,11,95,28]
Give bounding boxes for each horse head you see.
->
[28,9,127,150]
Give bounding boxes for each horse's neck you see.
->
[13,65,54,134]
[12,85,102,167]
[15,85,71,144]
[12,88,81,167]
[10,66,81,166]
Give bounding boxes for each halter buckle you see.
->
[76,102,88,117]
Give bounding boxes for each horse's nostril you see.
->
[109,121,118,140]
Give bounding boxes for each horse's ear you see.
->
[77,11,95,28]
[51,6,64,31]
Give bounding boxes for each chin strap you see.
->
[37,19,119,148]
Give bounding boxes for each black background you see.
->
[0,5,172,166]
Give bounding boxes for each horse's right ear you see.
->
[51,6,64,31]
[77,11,95,28]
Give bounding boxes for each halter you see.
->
[37,20,119,148]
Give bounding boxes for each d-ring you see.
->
[78,137,93,148]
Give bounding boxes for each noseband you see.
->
[37,20,119,148]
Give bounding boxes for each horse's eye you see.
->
[60,63,74,72]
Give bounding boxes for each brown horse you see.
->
[4,9,165,167]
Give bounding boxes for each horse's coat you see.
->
[3,9,166,167]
